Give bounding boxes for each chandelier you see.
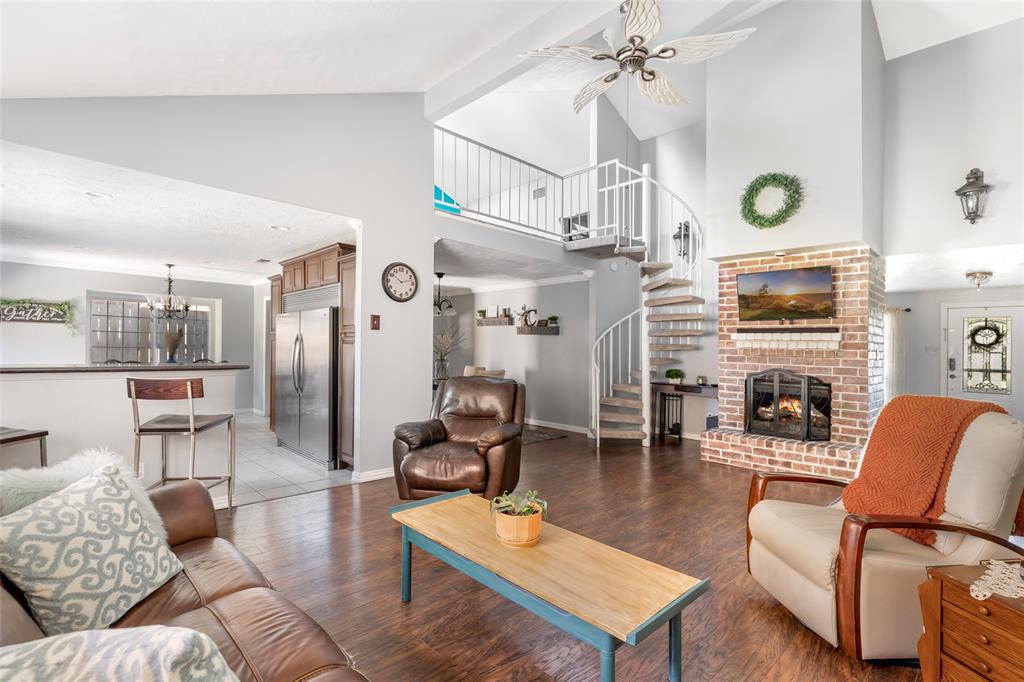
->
[148,264,192,320]
[433,272,456,317]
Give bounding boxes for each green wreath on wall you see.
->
[740,172,804,229]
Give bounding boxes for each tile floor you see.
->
[210,413,352,508]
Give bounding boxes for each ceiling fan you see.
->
[522,0,756,114]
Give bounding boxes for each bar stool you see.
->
[127,377,235,508]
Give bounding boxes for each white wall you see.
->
[0,94,439,477]
[883,18,1023,256]
[886,285,1024,396]
[438,90,590,175]
[705,0,882,259]
[251,281,271,414]
[0,261,255,408]
[452,280,592,431]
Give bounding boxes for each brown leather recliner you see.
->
[393,376,525,500]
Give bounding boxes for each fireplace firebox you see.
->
[745,369,831,441]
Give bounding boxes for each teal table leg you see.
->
[600,648,615,682]
[401,527,411,603]
[668,613,681,682]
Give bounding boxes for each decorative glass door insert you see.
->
[962,316,1010,395]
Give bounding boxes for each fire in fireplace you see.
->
[745,368,831,441]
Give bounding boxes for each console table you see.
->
[650,382,719,441]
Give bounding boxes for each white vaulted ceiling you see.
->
[0,1,558,98]
[0,143,357,284]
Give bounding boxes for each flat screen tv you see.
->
[737,266,834,321]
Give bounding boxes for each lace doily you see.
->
[969,560,1024,601]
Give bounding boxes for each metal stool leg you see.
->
[133,433,141,477]
[161,435,168,482]
[188,433,197,480]
[227,416,236,509]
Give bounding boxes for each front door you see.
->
[945,304,1023,418]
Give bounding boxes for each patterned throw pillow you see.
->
[0,625,239,681]
[0,464,183,635]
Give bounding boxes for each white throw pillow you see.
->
[0,625,238,681]
[0,464,183,635]
[0,448,166,542]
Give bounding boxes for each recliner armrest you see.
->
[394,419,447,450]
[476,423,522,455]
[835,513,1023,661]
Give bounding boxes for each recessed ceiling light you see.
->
[269,224,291,231]
[203,261,216,265]
[255,258,272,264]
[84,190,113,200]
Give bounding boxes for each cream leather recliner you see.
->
[746,411,1024,660]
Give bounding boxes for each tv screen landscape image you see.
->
[737,266,834,321]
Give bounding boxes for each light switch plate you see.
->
[370,314,381,330]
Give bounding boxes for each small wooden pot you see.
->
[494,509,542,548]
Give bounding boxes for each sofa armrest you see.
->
[835,513,1024,661]
[476,423,522,455]
[394,420,447,450]
[149,479,218,547]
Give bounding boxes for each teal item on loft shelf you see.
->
[434,186,460,215]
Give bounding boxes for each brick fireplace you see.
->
[699,246,885,480]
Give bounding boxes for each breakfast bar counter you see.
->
[0,364,249,487]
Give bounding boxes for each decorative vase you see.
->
[494,510,542,548]
[434,359,450,381]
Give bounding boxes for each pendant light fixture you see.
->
[148,264,192,320]
[433,272,457,317]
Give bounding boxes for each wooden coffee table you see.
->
[391,490,708,681]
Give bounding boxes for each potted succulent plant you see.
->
[547,315,559,326]
[477,309,487,319]
[490,490,547,548]
[665,368,685,385]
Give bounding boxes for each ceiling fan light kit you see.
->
[522,0,755,114]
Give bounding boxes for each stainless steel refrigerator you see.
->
[275,307,339,468]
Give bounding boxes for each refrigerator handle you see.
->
[291,334,301,395]
[297,333,305,395]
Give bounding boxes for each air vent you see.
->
[255,258,272,264]
[532,187,547,200]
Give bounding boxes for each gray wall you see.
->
[0,261,255,409]
[449,281,591,430]
[884,19,1022,256]
[886,285,1024,396]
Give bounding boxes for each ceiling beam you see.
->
[424,2,617,122]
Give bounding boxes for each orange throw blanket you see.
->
[842,395,1016,547]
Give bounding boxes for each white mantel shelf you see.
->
[732,330,842,351]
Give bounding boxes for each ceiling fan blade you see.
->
[636,68,686,106]
[521,45,603,62]
[622,0,661,47]
[650,28,756,64]
[573,69,621,114]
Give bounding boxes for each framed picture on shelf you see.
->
[486,304,499,318]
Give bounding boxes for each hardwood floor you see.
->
[216,433,921,681]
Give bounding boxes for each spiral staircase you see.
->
[433,126,705,448]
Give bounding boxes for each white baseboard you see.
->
[352,467,395,484]
[525,418,589,435]
[252,408,265,417]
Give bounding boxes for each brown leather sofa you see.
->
[1,480,368,681]
[394,376,525,500]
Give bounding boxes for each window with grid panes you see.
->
[88,293,210,364]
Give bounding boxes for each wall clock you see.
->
[381,262,418,302]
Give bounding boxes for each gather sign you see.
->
[0,300,71,324]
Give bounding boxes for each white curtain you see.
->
[884,307,908,402]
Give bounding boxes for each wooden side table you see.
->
[0,427,48,467]
[918,562,1024,681]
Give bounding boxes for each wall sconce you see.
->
[954,168,991,225]
[965,271,993,291]
[671,221,690,259]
